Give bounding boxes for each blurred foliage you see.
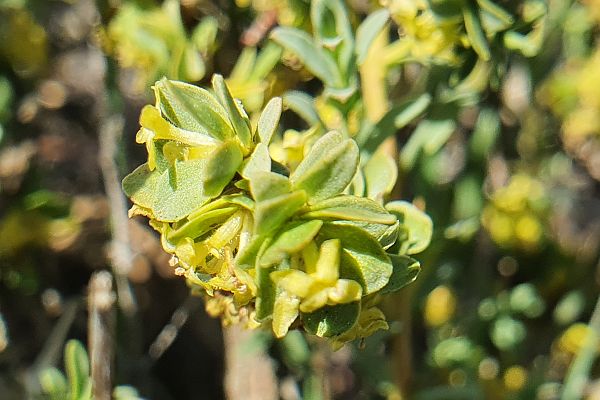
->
[0,0,600,399]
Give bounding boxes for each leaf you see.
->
[290,131,359,204]
[240,143,271,179]
[364,150,398,202]
[249,171,291,202]
[271,27,343,88]
[39,368,67,400]
[355,94,431,156]
[476,0,514,25]
[258,97,283,145]
[318,223,392,294]
[470,107,500,159]
[379,255,420,294]
[254,190,307,236]
[356,9,390,65]
[311,0,355,78]
[301,195,396,225]
[399,119,455,170]
[463,3,491,61]
[64,340,89,400]
[260,220,324,267]
[283,91,321,126]
[301,302,360,337]
[153,79,234,141]
[255,240,276,321]
[167,206,238,242]
[212,74,253,151]
[139,106,220,147]
[386,201,433,255]
[123,140,242,222]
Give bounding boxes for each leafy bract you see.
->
[260,220,323,267]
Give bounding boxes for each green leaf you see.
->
[257,97,283,145]
[123,140,242,222]
[380,255,420,294]
[64,340,89,400]
[283,91,321,126]
[290,131,359,204]
[318,223,392,294]
[355,9,390,65]
[477,0,514,26]
[399,119,455,170]
[211,74,253,151]
[355,94,431,156]
[301,195,396,225]
[240,143,271,179]
[386,201,433,255]
[167,206,238,242]
[139,105,220,147]
[255,240,277,321]
[301,301,360,337]
[463,3,491,61]
[260,220,323,267]
[364,150,398,202]
[470,107,500,160]
[254,190,307,236]
[154,79,234,141]
[249,171,291,202]
[39,368,68,400]
[311,0,355,78]
[271,27,343,88]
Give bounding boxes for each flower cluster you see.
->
[123,75,431,344]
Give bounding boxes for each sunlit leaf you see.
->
[380,254,421,294]
[386,201,433,255]
[260,220,323,267]
[290,131,359,203]
[212,74,253,150]
[355,9,390,65]
[301,302,360,337]
[257,97,283,145]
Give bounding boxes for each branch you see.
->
[88,271,116,400]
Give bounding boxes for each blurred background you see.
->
[0,0,599,399]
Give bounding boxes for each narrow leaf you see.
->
[212,74,253,150]
[301,302,360,337]
[356,9,390,65]
[301,195,397,225]
[271,27,342,88]
[463,4,491,61]
[258,97,283,145]
[380,254,421,294]
[260,220,323,267]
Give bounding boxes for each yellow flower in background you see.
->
[425,285,456,327]
[481,174,546,251]
[503,365,528,391]
[558,323,600,355]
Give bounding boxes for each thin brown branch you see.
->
[88,270,116,400]
[148,296,199,361]
[223,325,278,400]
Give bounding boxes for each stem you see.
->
[561,291,600,400]
[88,271,116,400]
[223,325,278,400]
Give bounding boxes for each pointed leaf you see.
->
[258,97,283,145]
[273,291,300,338]
[290,131,359,203]
[301,195,396,225]
[212,74,253,150]
[463,4,491,61]
[240,143,271,179]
